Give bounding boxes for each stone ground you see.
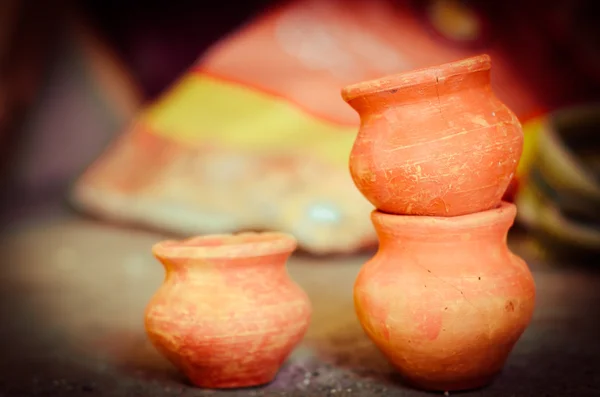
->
[1,208,599,397]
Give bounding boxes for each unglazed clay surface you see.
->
[354,202,536,391]
[343,54,523,216]
[144,232,312,388]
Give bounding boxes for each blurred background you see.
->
[1,1,600,396]
[1,0,599,257]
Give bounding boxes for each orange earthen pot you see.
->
[144,232,312,389]
[342,54,523,216]
[354,202,535,391]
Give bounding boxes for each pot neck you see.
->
[342,55,492,117]
[152,232,297,273]
[155,251,292,274]
[371,202,516,249]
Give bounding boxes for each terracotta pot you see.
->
[342,54,523,216]
[145,232,312,389]
[354,202,535,391]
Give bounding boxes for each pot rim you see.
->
[341,54,491,103]
[152,232,297,259]
[372,201,516,231]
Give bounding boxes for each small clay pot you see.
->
[145,232,312,389]
[354,202,535,391]
[342,54,523,216]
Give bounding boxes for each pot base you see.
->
[401,372,497,392]
[187,369,278,389]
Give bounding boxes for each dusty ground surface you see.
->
[1,210,599,397]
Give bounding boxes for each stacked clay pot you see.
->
[342,55,536,392]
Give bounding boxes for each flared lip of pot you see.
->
[341,54,491,103]
[152,232,298,259]
[371,201,516,232]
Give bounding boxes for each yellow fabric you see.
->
[144,73,357,166]
[519,117,543,177]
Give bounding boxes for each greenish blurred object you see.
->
[517,104,600,258]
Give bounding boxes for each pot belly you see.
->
[354,264,535,391]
